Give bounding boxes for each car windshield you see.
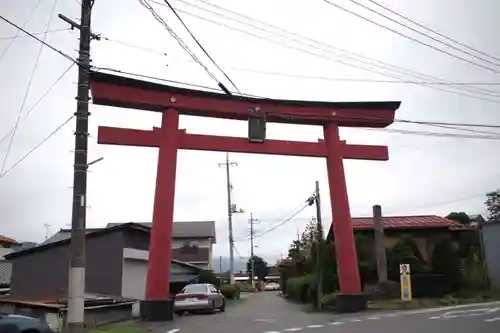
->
[182,284,208,294]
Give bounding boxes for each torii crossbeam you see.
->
[89,71,400,320]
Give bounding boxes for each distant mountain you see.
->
[211,255,282,273]
[211,256,248,273]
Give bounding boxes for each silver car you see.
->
[174,283,226,315]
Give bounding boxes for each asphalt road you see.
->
[151,292,500,333]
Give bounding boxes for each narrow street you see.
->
[152,293,500,333]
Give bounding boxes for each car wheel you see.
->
[209,300,216,314]
[220,300,226,312]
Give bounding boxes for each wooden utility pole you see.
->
[373,205,388,282]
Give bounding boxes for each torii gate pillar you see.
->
[89,71,401,320]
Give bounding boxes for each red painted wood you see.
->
[145,109,179,300]
[324,123,362,294]
[92,72,399,297]
[90,81,396,127]
[98,126,388,160]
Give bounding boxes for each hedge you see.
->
[219,284,241,300]
[410,274,456,298]
[286,275,314,303]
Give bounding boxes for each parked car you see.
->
[0,312,54,333]
[264,282,280,291]
[174,283,226,315]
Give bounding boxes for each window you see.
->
[182,284,208,294]
[184,240,199,248]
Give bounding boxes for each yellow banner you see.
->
[400,273,412,301]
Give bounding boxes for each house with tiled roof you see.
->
[327,215,472,262]
[5,223,205,302]
[43,221,216,269]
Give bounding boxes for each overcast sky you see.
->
[1,0,500,261]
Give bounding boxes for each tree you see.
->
[247,255,270,281]
[485,190,500,221]
[446,212,470,226]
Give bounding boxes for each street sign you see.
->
[400,264,412,301]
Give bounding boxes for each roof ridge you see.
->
[352,214,445,219]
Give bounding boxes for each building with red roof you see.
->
[327,215,472,262]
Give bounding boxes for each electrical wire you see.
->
[0,28,71,41]
[0,0,43,63]
[251,204,310,240]
[0,15,78,65]
[0,116,74,180]
[98,36,500,87]
[161,0,241,94]
[1,0,59,175]
[345,0,500,70]
[137,0,220,84]
[0,63,75,146]
[220,67,500,86]
[164,0,500,103]
[323,0,500,74]
[366,0,500,64]
[235,194,315,242]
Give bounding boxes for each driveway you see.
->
[149,293,500,333]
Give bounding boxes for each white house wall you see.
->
[121,248,200,300]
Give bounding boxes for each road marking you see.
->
[349,319,362,322]
[429,316,441,320]
[167,329,180,333]
[328,322,344,325]
[284,328,303,331]
[485,317,500,323]
[255,318,277,323]
[263,331,280,333]
[306,324,324,328]
[385,313,399,318]
[367,317,380,320]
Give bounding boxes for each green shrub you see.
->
[320,292,338,309]
[286,275,313,303]
[219,284,241,300]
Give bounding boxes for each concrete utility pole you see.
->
[249,213,259,288]
[314,181,323,308]
[58,2,99,332]
[219,153,244,285]
[373,205,388,283]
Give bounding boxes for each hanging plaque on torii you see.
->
[89,71,400,320]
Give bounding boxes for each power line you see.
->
[323,0,500,74]
[235,193,315,242]
[0,15,78,65]
[169,0,500,100]
[0,28,70,41]
[97,36,500,87]
[345,0,500,70]
[0,0,42,63]
[365,0,500,64]
[167,0,500,103]
[0,116,74,180]
[222,67,500,86]
[137,0,222,88]
[0,63,75,146]
[1,0,59,176]
[160,0,241,94]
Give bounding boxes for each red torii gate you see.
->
[89,71,400,320]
